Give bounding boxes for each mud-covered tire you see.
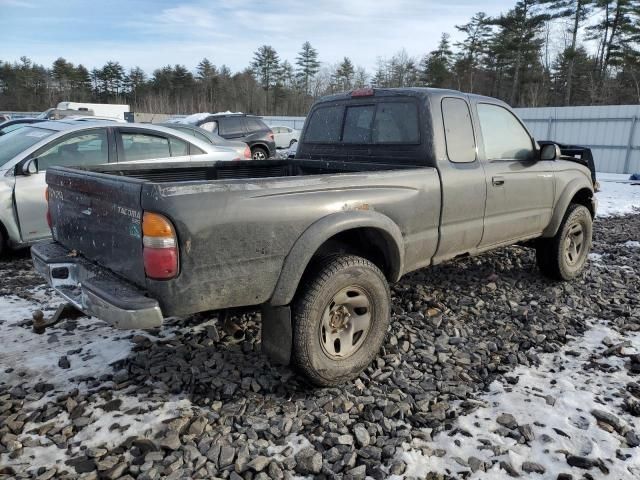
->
[292,254,390,386]
[536,204,592,280]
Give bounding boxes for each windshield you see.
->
[0,126,56,168]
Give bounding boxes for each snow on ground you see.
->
[0,286,196,472]
[395,321,640,479]
[597,173,640,217]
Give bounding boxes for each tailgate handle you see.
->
[492,176,505,186]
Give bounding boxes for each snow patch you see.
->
[597,174,640,217]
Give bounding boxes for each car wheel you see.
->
[536,204,592,280]
[292,254,390,386]
[289,139,297,147]
[251,147,268,160]
[0,228,5,257]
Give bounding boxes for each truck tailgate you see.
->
[46,167,147,287]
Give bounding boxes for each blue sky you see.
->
[1,0,515,74]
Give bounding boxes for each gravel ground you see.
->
[1,213,639,479]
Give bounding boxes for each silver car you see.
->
[0,120,240,254]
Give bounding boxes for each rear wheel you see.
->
[0,227,6,257]
[251,146,268,160]
[292,254,390,386]
[536,204,592,280]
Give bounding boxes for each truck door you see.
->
[473,102,554,247]
[432,97,488,263]
[14,129,110,243]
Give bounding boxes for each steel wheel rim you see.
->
[252,150,266,160]
[565,222,585,266]
[319,285,373,360]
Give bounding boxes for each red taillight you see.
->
[142,212,178,280]
[243,146,251,159]
[351,88,374,97]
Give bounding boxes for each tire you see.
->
[536,204,592,280]
[0,227,5,257]
[251,146,268,160]
[292,254,391,386]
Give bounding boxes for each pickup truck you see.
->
[32,88,597,386]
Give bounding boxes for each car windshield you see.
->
[0,126,56,168]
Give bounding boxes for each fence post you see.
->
[546,117,553,139]
[624,116,638,174]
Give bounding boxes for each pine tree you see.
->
[455,12,492,92]
[420,33,454,88]
[252,45,280,112]
[334,57,355,91]
[295,41,320,94]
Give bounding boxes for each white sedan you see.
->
[271,125,300,148]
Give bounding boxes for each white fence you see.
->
[514,105,640,174]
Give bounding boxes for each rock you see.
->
[218,445,235,468]
[295,447,322,475]
[499,461,520,477]
[566,455,594,469]
[519,424,535,442]
[353,425,370,447]
[468,456,484,472]
[556,474,573,480]
[58,356,70,369]
[591,409,623,433]
[625,430,640,447]
[157,431,181,450]
[522,462,545,474]
[346,464,366,479]
[246,456,270,472]
[188,416,207,436]
[66,457,96,474]
[497,413,518,430]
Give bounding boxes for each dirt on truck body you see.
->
[32,87,597,385]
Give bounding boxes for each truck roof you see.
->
[316,87,507,107]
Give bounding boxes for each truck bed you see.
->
[45,160,442,316]
[82,159,418,183]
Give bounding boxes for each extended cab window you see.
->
[477,104,533,161]
[441,98,476,163]
[169,137,188,156]
[304,101,419,144]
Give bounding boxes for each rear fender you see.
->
[268,210,404,306]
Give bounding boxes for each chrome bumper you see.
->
[31,241,163,329]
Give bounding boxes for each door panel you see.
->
[475,103,555,246]
[14,173,48,241]
[15,129,110,242]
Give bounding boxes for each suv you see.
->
[180,113,276,160]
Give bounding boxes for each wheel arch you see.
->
[542,180,595,238]
[268,211,404,306]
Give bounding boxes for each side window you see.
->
[169,136,188,156]
[304,105,344,143]
[121,133,170,161]
[38,130,108,170]
[219,117,245,136]
[372,102,420,143]
[191,145,205,155]
[342,105,375,144]
[441,98,476,163]
[200,121,217,133]
[477,104,533,161]
[245,118,267,131]
[272,127,281,134]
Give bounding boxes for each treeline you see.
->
[1,0,639,115]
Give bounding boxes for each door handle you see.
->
[492,176,505,186]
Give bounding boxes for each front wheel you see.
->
[251,146,268,160]
[536,204,593,280]
[292,255,391,386]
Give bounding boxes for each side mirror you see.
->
[540,143,561,161]
[21,158,38,176]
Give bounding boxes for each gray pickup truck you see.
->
[32,88,597,385]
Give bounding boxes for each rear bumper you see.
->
[31,241,163,329]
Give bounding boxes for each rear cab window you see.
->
[303,99,420,145]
